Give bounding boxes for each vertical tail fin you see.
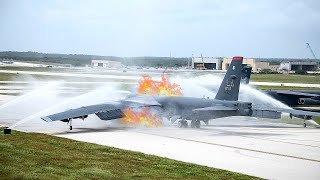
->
[215,56,243,101]
[241,66,252,84]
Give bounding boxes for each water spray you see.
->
[8,84,125,130]
[0,81,61,110]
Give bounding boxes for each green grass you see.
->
[258,85,320,91]
[0,129,259,179]
[0,72,137,84]
[0,73,22,81]
[313,117,320,125]
[0,72,67,82]
[13,60,67,66]
[251,74,320,84]
[0,66,71,72]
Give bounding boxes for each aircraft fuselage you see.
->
[153,96,252,121]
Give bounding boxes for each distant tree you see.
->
[259,69,279,74]
[259,69,272,74]
[0,51,188,67]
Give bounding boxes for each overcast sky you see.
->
[1,0,319,58]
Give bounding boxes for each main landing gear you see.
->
[191,120,200,128]
[204,120,209,126]
[178,120,188,128]
[178,119,201,128]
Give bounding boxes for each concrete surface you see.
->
[1,69,320,179]
[52,118,320,180]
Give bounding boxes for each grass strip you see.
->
[0,129,260,179]
[257,85,320,91]
[251,74,320,84]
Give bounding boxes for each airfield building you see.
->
[269,65,280,72]
[222,58,269,72]
[191,57,223,70]
[91,60,123,68]
[280,61,318,71]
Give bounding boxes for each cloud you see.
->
[0,0,319,58]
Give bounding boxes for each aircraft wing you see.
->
[41,103,124,122]
[275,90,319,97]
[253,107,320,118]
[270,107,320,117]
[193,106,237,111]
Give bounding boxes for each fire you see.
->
[121,73,181,127]
[137,73,183,96]
[121,107,163,127]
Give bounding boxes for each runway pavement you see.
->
[2,97,320,179]
[2,98,319,179]
[50,118,320,179]
[1,68,320,179]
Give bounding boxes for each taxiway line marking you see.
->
[134,131,320,163]
[200,127,320,148]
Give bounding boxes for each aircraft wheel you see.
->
[204,120,209,126]
[182,121,188,128]
[303,123,307,128]
[190,120,195,128]
[68,119,73,130]
[178,121,183,128]
[195,120,201,128]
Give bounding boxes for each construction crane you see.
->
[306,43,317,59]
[306,43,319,70]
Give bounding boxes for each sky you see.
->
[0,0,319,58]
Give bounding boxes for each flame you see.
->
[121,107,163,127]
[121,73,181,127]
[137,73,183,96]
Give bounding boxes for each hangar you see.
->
[280,61,318,71]
[91,60,123,68]
[191,57,222,70]
[222,58,269,71]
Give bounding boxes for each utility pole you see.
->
[200,53,206,70]
[191,54,194,69]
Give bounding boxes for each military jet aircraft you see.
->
[263,90,320,107]
[42,56,320,130]
[233,65,320,126]
[238,66,320,107]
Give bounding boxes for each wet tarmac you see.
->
[52,118,320,180]
[1,68,320,179]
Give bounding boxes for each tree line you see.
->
[0,51,188,67]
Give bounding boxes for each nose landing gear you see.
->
[67,119,73,130]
